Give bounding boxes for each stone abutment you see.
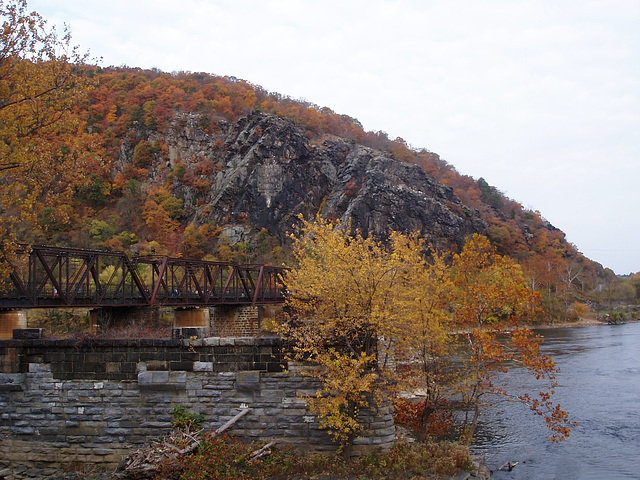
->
[0,335,395,470]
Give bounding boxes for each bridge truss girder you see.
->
[1,245,286,309]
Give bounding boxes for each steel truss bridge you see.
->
[0,245,286,309]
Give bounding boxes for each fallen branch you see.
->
[214,408,250,437]
[117,426,202,479]
[248,440,276,463]
[117,408,252,479]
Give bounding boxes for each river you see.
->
[470,322,640,480]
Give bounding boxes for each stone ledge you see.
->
[0,373,25,391]
[13,328,44,340]
[28,363,51,373]
[193,361,213,372]
[172,327,207,339]
[137,371,186,390]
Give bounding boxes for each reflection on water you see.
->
[471,322,640,480]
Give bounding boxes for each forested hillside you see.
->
[3,62,638,321]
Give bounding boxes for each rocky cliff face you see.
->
[132,112,487,249]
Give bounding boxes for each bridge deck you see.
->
[1,245,286,309]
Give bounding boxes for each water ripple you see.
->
[474,323,640,480]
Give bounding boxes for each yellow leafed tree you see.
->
[282,216,453,455]
[385,236,457,441]
[283,221,575,453]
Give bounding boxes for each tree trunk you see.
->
[418,400,436,442]
[463,402,481,447]
[340,401,357,460]
[341,432,356,460]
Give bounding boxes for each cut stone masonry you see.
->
[0,334,395,470]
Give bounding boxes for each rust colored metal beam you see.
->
[0,244,286,309]
[149,257,168,305]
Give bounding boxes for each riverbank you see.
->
[535,315,639,330]
[535,316,602,329]
[0,439,489,480]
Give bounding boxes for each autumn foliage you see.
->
[281,216,423,454]
[1,0,620,319]
[0,0,96,284]
[448,234,576,444]
[282,218,575,454]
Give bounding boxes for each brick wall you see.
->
[0,336,395,471]
[210,305,260,336]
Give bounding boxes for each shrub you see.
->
[172,405,204,431]
[166,436,474,480]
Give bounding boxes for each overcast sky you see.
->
[29,0,640,274]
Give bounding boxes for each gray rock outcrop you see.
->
[126,112,487,248]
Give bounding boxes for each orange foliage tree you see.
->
[450,234,575,444]
[0,0,95,283]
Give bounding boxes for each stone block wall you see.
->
[210,305,260,336]
[0,336,287,380]
[0,336,395,470]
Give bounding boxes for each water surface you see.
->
[471,322,640,479]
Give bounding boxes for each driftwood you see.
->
[498,461,519,471]
[117,408,263,479]
[116,426,202,479]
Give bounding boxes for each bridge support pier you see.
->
[174,307,210,330]
[210,305,260,336]
[0,310,27,340]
